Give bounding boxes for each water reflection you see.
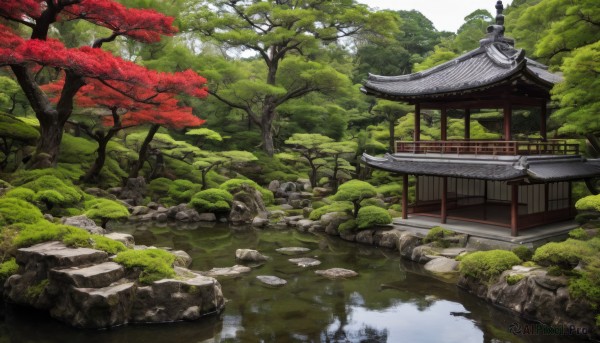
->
[0,223,589,343]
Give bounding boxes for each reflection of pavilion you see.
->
[361,1,600,236]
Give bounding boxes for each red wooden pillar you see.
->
[511,184,519,236]
[414,103,421,142]
[464,108,471,141]
[441,107,448,141]
[402,174,409,219]
[503,103,512,141]
[541,101,547,142]
[441,176,448,224]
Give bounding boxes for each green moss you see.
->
[148,177,173,201]
[189,188,233,213]
[356,205,392,229]
[338,219,357,233]
[459,250,522,281]
[311,201,326,209]
[219,178,274,205]
[0,258,18,282]
[0,197,44,226]
[168,179,202,204]
[308,201,353,220]
[522,261,538,267]
[90,235,127,254]
[532,239,594,269]
[25,279,49,301]
[569,227,590,240]
[20,175,82,211]
[423,226,455,244]
[359,198,386,208]
[114,249,176,284]
[511,245,533,262]
[58,134,96,164]
[4,187,36,202]
[84,198,129,227]
[13,222,85,247]
[506,274,525,285]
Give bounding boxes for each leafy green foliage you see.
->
[569,227,591,241]
[331,180,378,217]
[4,187,36,202]
[512,245,533,262]
[19,175,82,211]
[356,205,392,229]
[576,194,600,212]
[114,249,176,284]
[148,177,173,201]
[308,201,353,220]
[459,250,522,281]
[189,189,234,213]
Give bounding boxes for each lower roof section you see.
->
[362,153,600,182]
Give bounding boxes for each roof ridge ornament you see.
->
[480,1,515,48]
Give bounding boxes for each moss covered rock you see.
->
[459,250,522,282]
[356,205,392,229]
[189,189,233,214]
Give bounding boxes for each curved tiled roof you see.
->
[361,2,562,100]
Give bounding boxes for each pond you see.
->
[0,222,588,343]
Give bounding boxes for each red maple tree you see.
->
[0,0,208,168]
[43,77,206,182]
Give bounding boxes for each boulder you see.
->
[312,187,332,198]
[235,249,269,262]
[232,184,267,215]
[252,217,269,228]
[201,265,252,278]
[289,258,321,267]
[119,177,146,206]
[295,219,315,232]
[411,245,437,264]
[229,201,254,224]
[276,247,310,255]
[315,268,358,279]
[256,275,287,287]
[321,212,353,236]
[167,204,188,219]
[131,206,150,216]
[355,230,374,245]
[277,182,296,196]
[296,179,312,192]
[373,230,401,249]
[198,213,217,222]
[103,233,135,248]
[147,202,160,210]
[155,213,168,223]
[175,209,201,222]
[171,250,193,268]
[268,180,280,193]
[398,232,422,260]
[61,215,105,235]
[424,257,459,275]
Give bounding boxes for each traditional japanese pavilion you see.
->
[361,1,600,236]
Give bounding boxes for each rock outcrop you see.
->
[2,241,224,329]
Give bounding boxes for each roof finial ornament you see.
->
[480,0,514,47]
[495,1,505,26]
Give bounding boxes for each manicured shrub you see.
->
[148,177,173,201]
[459,250,522,281]
[84,198,130,228]
[511,245,533,262]
[0,198,44,226]
[356,205,392,229]
[569,258,600,308]
[114,249,176,284]
[576,194,600,212]
[168,179,202,204]
[189,188,234,213]
[331,180,377,217]
[375,182,402,197]
[569,227,590,240]
[219,178,274,205]
[532,239,594,269]
[0,258,18,282]
[308,201,353,220]
[20,175,82,210]
[360,197,386,208]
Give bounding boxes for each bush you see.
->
[338,219,357,233]
[511,245,533,262]
[576,194,600,212]
[423,226,454,244]
[0,258,18,282]
[569,258,600,308]
[4,187,36,202]
[308,201,353,220]
[532,239,594,269]
[84,198,129,228]
[0,198,44,226]
[375,183,403,197]
[359,197,386,208]
[219,178,274,205]
[331,180,377,217]
[459,250,522,281]
[356,205,392,229]
[569,227,590,240]
[148,177,173,201]
[20,175,82,211]
[168,179,202,204]
[189,188,234,213]
[114,249,176,284]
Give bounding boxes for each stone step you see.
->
[17,241,108,269]
[50,262,125,288]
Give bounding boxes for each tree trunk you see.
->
[129,124,160,179]
[81,136,110,183]
[261,123,275,156]
[30,121,64,169]
[353,201,360,218]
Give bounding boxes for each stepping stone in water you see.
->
[256,275,287,287]
[276,247,310,255]
[315,268,358,279]
[288,257,321,267]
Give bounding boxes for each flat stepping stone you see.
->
[235,249,269,262]
[202,265,251,277]
[315,268,358,279]
[288,257,321,267]
[256,275,287,287]
[276,247,310,255]
[103,233,135,248]
[50,262,124,288]
[439,248,469,258]
[424,257,459,274]
[17,241,108,268]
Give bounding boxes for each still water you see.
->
[0,222,589,343]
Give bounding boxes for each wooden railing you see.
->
[396,140,579,155]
